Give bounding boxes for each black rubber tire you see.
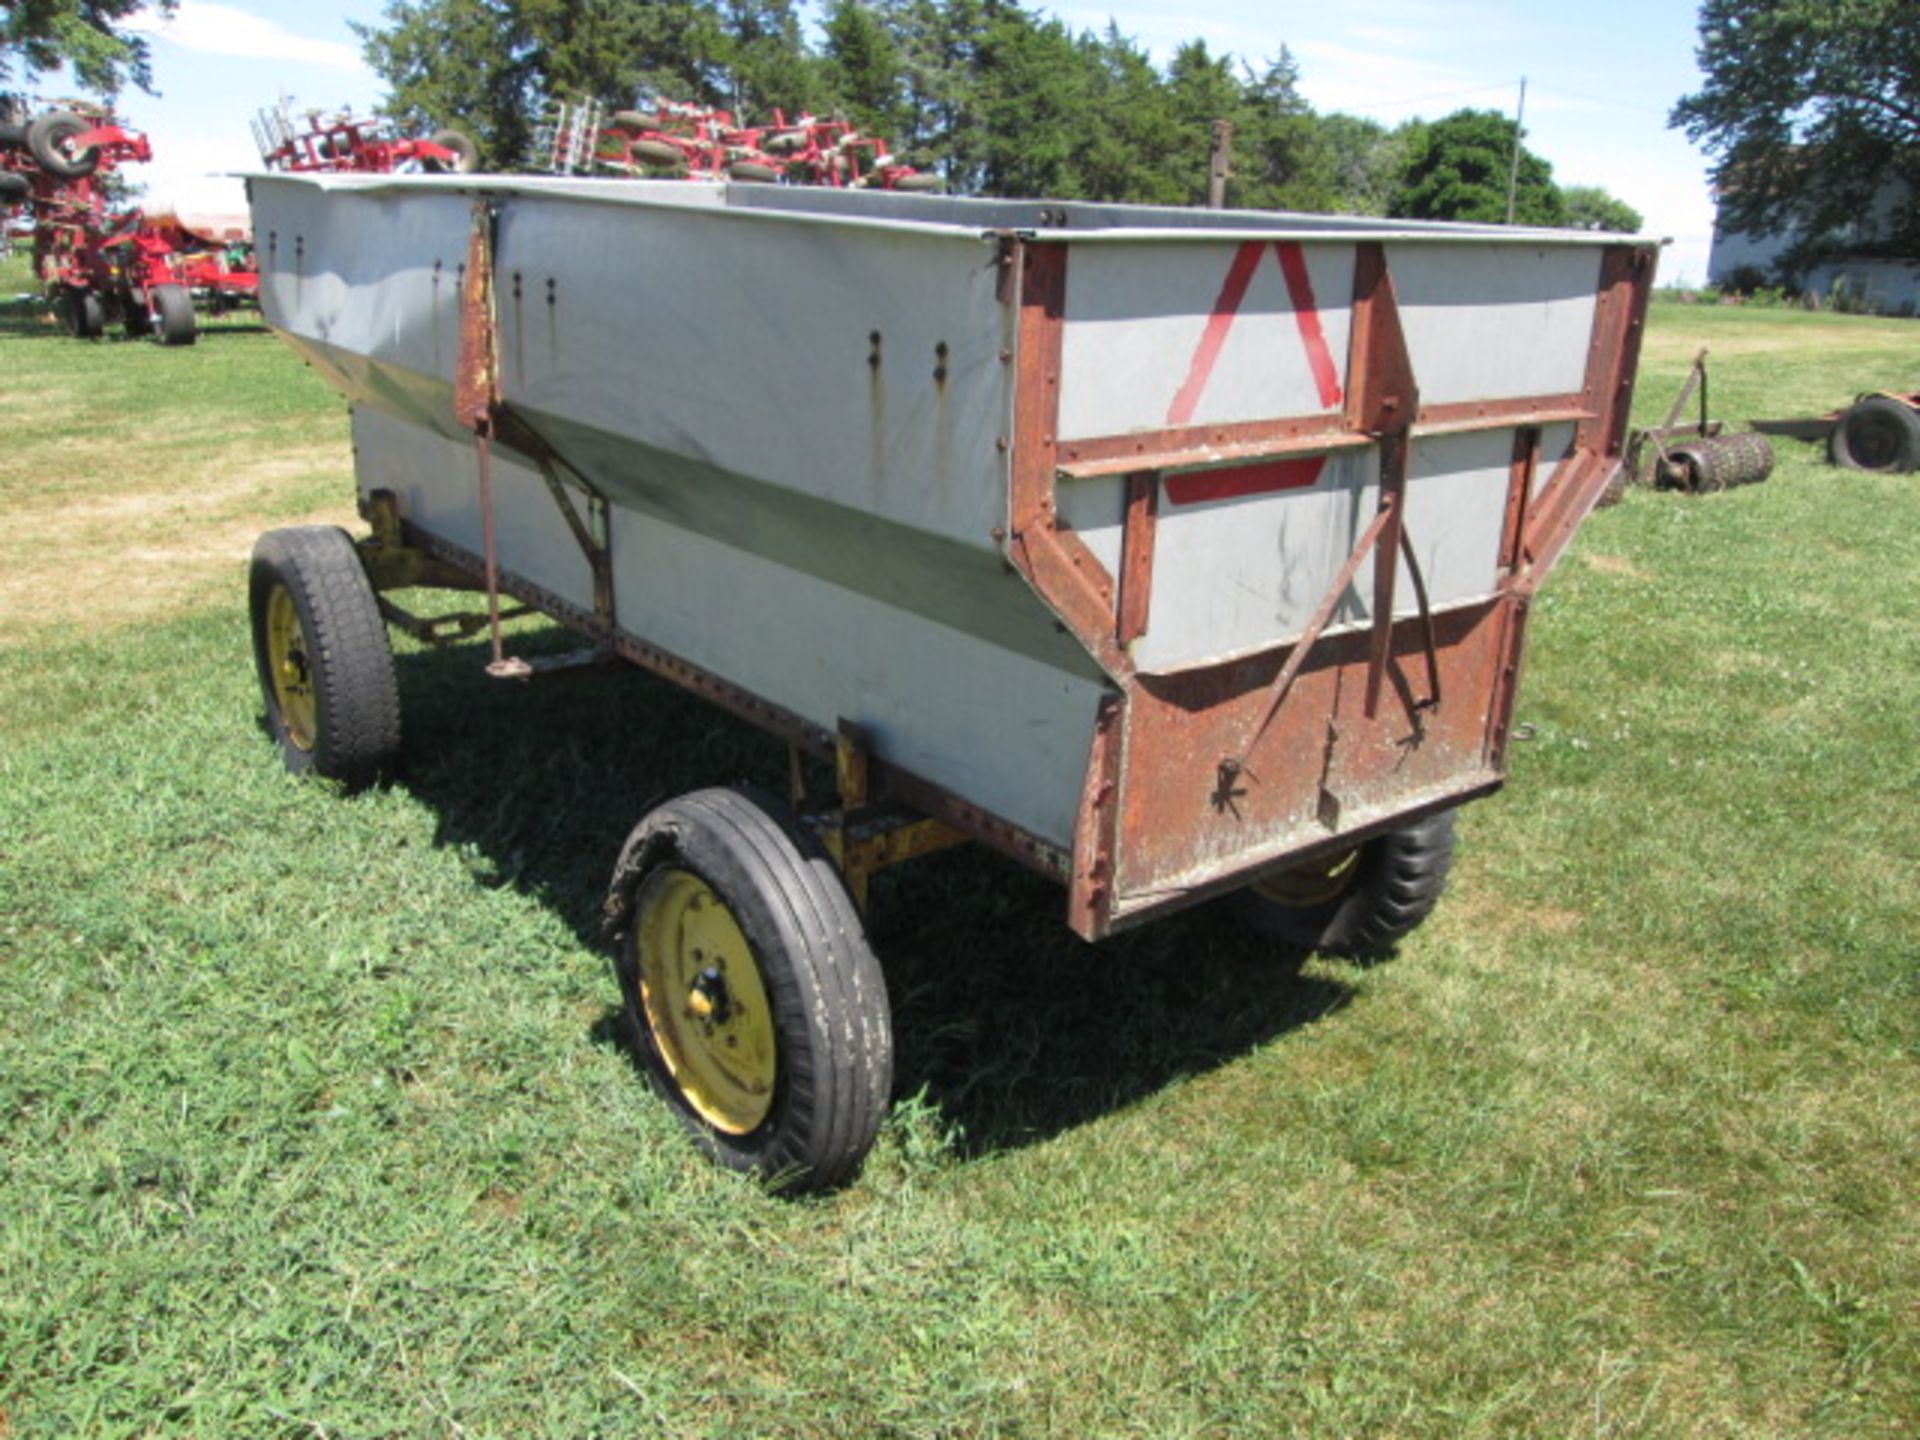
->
[1829,396,1920,474]
[421,127,479,174]
[1236,809,1458,960]
[0,121,28,151]
[763,129,807,156]
[728,159,780,183]
[248,526,401,788]
[606,786,892,1192]
[610,110,659,134]
[0,169,28,203]
[151,284,196,346]
[889,172,943,192]
[61,288,105,339]
[27,110,99,179]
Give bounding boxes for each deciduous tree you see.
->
[1671,0,1920,261]
[1560,184,1643,233]
[1389,108,1565,226]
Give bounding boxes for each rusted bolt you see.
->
[990,526,1006,541]
[999,348,1013,364]
[995,436,1010,453]
[934,340,949,385]
[868,330,882,369]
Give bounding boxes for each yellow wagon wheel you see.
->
[248,526,400,788]
[1236,810,1458,961]
[608,786,891,1191]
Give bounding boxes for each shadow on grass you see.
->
[385,628,1355,1160]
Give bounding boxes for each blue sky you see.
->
[71,0,1715,281]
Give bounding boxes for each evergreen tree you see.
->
[821,0,907,138]
[2,0,176,95]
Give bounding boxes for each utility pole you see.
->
[1503,76,1527,224]
[1207,119,1232,209]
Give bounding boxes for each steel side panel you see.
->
[603,509,1105,849]
[1388,244,1601,407]
[1130,428,1532,673]
[255,176,1013,555]
[347,410,1104,849]
[350,406,597,615]
[1057,241,1356,441]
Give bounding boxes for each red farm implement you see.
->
[251,100,477,175]
[534,96,940,192]
[0,97,216,344]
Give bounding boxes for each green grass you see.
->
[1,263,1917,1437]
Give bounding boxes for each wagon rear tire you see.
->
[1236,809,1457,960]
[249,526,400,788]
[607,786,892,1192]
[1829,396,1920,474]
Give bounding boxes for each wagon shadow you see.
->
[389,631,1355,1161]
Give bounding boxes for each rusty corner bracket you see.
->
[1003,237,1132,680]
[454,199,618,672]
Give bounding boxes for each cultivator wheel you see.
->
[422,128,479,174]
[151,284,197,346]
[27,110,100,178]
[60,288,104,339]
[630,139,685,166]
[1662,432,1774,493]
[606,785,892,1192]
[1235,810,1458,960]
[248,526,400,788]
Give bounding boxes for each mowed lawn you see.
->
[1,259,1916,1438]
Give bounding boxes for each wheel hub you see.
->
[634,868,777,1135]
[264,584,318,751]
[1252,846,1362,909]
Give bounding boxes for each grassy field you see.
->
[1,260,1916,1438]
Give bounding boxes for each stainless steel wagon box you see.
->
[246,174,1654,1186]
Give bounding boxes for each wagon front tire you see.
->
[248,526,400,788]
[607,787,892,1192]
[1236,809,1457,960]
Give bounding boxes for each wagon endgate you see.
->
[1002,231,1653,937]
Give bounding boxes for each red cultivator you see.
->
[251,101,478,175]
[535,96,940,191]
[0,96,251,344]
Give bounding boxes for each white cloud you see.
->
[130,2,363,71]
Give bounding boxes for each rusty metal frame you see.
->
[809,723,969,912]
[1000,234,1656,938]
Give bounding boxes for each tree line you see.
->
[353,0,1642,230]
